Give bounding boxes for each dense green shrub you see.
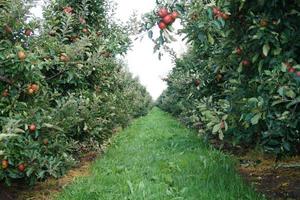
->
[145,0,300,156]
[0,0,152,185]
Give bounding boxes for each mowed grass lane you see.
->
[57,108,264,200]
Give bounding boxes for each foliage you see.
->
[0,0,152,185]
[147,0,300,155]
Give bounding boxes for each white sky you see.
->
[31,0,187,100]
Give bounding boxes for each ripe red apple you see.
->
[28,88,34,95]
[288,67,296,73]
[171,11,179,19]
[2,160,8,169]
[79,17,86,24]
[163,15,174,25]
[212,7,220,15]
[28,124,37,132]
[216,74,223,81]
[2,89,9,97]
[236,47,243,55]
[60,53,70,62]
[25,28,32,36]
[63,6,73,14]
[194,79,201,86]
[242,59,250,66]
[18,163,25,172]
[30,84,39,92]
[18,51,26,60]
[221,13,229,20]
[296,71,300,77]
[43,138,49,145]
[260,19,268,27]
[158,8,169,18]
[158,21,167,30]
[82,28,89,34]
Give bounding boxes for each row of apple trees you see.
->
[144,0,300,156]
[0,0,152,185]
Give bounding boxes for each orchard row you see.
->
[146,0,300,155]
[0,0,152,185]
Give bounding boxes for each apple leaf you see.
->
[263,43,270,56]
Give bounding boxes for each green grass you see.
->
[57,108,264,200]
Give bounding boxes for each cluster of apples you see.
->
[157,8,179,30]
[27,83,39,95]
[2,159,26,172]
[286,63,300,77]
[212,7,229,20]
[234,47,252,67]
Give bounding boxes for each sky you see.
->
[31,0,187,100]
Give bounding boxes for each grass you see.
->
[57,108,265,200]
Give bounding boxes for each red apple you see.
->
[171,11,179,19]
[25,28,32,36]
[236,47,243,55]
[63,6,73,14]
[212,7,220,15]
[18,51,26,61]
[18,163,25,172]
[163,15,174,25]
[2,160,8,169]
[28,124,37,132]
[260,19,268,27]
[221,13,229,20]
[288,67,296,73]
[158,8,169,18]
[242,59,250,66]
[2,89,9,97]
[194,79,201,86]
[158,21,167,30]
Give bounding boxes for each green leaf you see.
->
[272,100,285,106]
[283,142,291,151]
[207,33,215,45]
[251,113,262,125]
[286,90,296,98]
[278,87,285,97]
[212,21,221,29]
[207,7,213,20]
[148,30,153,39]
[273,48,282,55]
[238,62,243,73]
[212,124,220,134]
[286,96,300,108]
[198,32,206,43]
[263,43,270,56]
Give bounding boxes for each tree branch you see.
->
[0,75,13,85]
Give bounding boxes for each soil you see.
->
[238,154,300,200]
[210,139,300,200]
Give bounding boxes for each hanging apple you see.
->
[158,8,169,18]
[158,21,167,30]
[18,51,26,61]
[28,124,37,132]
[25,28,32,36]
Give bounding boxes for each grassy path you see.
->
[57,108,264,200]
